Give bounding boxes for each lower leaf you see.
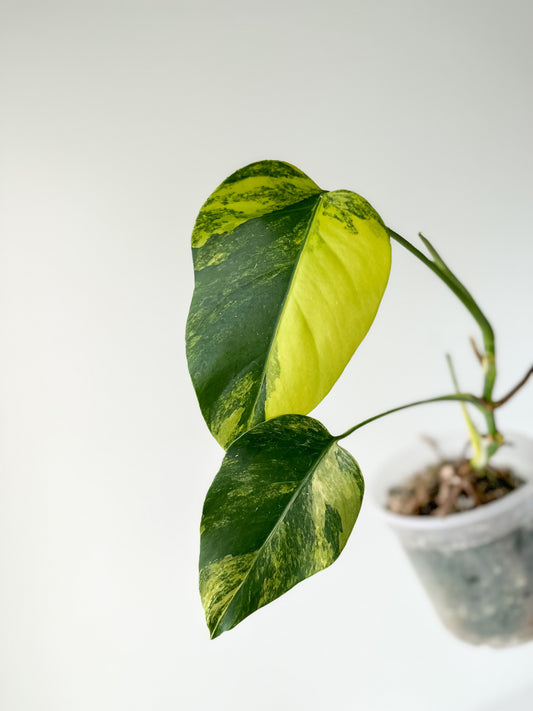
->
[199,414,364,638]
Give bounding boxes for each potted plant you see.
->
[186,160,533,644]
[373,431,533,647]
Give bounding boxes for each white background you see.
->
[2,1,533,709]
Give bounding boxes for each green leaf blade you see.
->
[199,415,364,638]
[187,160,391,447]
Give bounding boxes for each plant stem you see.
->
[446,354,485,468]
[492,365,533,408]
[338,231,529,459]
[386,228,497,403]
[335,393,490,442]
[469,336,484,364]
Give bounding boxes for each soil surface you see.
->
[387,458,524,517]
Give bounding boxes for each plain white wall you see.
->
[2,1,532,710]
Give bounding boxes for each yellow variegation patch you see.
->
[264,190,391,418]
[192,162,321,248]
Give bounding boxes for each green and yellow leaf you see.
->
[199,414,364,638]
[186,160,391,448]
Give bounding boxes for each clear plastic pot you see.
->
[372,432,533,647]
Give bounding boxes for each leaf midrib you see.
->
[248,191,326,426]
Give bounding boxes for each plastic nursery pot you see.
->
[372,432,533,647]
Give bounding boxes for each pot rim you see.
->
[371,430,533,532]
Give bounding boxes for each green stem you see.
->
[336,393,491,442]
[387,227,498,409]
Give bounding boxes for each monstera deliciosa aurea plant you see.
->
[186,160,532,639]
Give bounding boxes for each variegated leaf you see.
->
[199,414,364,638]
[186,160,391,448]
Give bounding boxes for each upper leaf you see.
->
[186,160,391,447]
[199,414,364,638]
